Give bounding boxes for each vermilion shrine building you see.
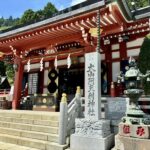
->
[0,0,149,109]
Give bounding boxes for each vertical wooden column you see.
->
[12,57,24,109]
[105,45,112,83]
[120,41,127,60]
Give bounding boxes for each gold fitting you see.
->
[76,86,81,94]
[61,93,67,103]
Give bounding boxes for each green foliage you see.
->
[126,0,149,10]
[0,62,14,86]
[5,63,15,85]
[20,9,35,24]
[33,10,44,22]
[43,2,58,18]
[0,26,11,31]
[0,2,58,29]
[0,16,20,28]
[138,34,150,95]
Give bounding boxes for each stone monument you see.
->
[70,7,114,150]
[113,57,150,150]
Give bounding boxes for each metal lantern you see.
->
[117,57,150,125]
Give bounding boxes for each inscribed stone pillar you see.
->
[85,51,101,120]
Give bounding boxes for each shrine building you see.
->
[0,0,149,110]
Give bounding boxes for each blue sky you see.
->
[0,0,86,18]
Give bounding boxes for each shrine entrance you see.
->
[58,67,84,102]
[22,71,44,95]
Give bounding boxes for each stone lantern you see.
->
[117,57,150,124]
[122,57,145,124]
[113,57,150,150]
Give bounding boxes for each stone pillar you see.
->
[85,51,101,119]
[12,57,24,109]
[70,8,114,150]
[58,93,68,145]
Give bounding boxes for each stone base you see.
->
[75,119,111,138]
[113,134,150,150]
[119,122,150,138]
[70,134,114,150]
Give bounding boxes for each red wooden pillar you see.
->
[104,44,113,95]
[12,57,24,109]
[120,42,127,60]
[105,45,112,83]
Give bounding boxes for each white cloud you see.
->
[70,0,86,6]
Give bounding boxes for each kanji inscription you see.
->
[85,52,101,120]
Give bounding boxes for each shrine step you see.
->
[0,120,58,134]
[0,141,40,150]
[0,127,59,142]
[0,110,68,150]
[0,116,59,127]
[0,133,67,150]
[0,110,59,121]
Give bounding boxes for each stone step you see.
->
[0,141,40,150]
[0,115,59,127]
[0,110,59,121]
[0,133,67,150]
[0,127,59,142]
[0,120,58,134]
[47,142,68,150]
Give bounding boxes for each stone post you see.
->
[58,93,68,145]
[75,86,83,118]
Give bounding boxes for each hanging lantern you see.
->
[67,54,71,69]
[54,56,58,70]
[27,59,31,72]
[40,58,43,72]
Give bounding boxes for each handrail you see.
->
[68,97,76,109]
[58,86,83,145]
[58,88,109,145]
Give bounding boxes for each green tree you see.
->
[5,63,15,85]
[43,2,58,18]
[20,9,35,24]
[138,34,150,95]
[33,10,44,21]
[126,0,149,9]
[0,17,5,27]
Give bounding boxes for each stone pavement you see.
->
[0,142,39,150]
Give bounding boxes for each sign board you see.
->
[105,97,128,120]
[89,28,103,37]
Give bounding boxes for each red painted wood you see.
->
[12,57,24,109]
[120,42,127,60]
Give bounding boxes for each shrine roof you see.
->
[0,0,146,59]
[0,0,133,38]
[134,6,150,19]
[0,0,104,38]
